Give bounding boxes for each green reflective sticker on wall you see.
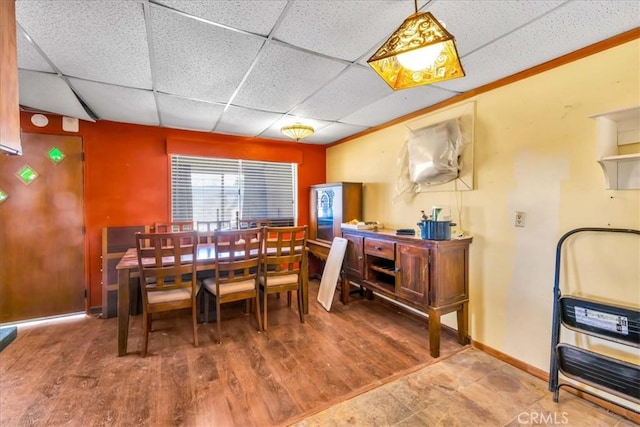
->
[16,165,39,185]
[0,189,8,204]
[47,147,66,163]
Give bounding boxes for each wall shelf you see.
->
[590,106,640,190]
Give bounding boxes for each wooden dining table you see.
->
[115,243,309,356]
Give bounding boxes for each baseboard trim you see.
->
[471,340,640,424]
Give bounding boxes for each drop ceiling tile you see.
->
[16,0,151,89]
[291,66,392,121]
[303,122,371,145]
[152,0,287,36]
[17,30,53,73]
[341,85,458,127]
[149,5,264,103]
[215,106,284,137]
[233,42,348,112]
[436,0,640,93]
[274,1,428,62]
[18,70,93,121]
[69,78,159,126]
[157,94,224,132]
[427,0,567,56]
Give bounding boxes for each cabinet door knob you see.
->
[375,246,381,251]
[358,256,363,260]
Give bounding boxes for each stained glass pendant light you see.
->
[281,123,314,141]
[368,0,465,90]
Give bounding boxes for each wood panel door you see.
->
[0,133,85,322]
[396,243,429,305]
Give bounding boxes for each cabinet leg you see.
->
[341,275,350,305]
[457,302,469,345]
[428,309,441,358]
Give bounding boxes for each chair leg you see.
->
[216,298,222,343]
[254,294,263,332]
[287,291,292,307]
[141,311,150,357]
[192,304,199,347]
[297,287,305,324]
[263,288,269,331]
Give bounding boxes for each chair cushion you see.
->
[259,273,299,287]
[148,287,195,304]
[203,277,256,296]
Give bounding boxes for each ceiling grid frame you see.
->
[13,0,640,144]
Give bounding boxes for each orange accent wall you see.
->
[19,112,327,309]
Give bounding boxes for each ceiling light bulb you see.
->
[397,43,443,71]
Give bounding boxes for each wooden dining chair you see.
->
[260,225,307,330]
[237,218,270,229]
[196,220,232,232]
[201,227,263,343]
[135,231,199,357]
[154,221,194,232]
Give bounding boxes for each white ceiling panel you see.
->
[16,0,151,89]
[14,1,638,144]
[16,30,53,73]
[341,84,458,127]
[274,1,428,62]
[19,70,94,121]
[303,122,371,145]
[70,78,159,126]
[157,94,224,132]
[436,0,640,93]
[153,0,287,36]
[149,5,264,103]
[290,66,393,121]
[215,106,284,137]
[427,0,568,56]
[233,42,348,112]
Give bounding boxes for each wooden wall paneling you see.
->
[101,226,145,318]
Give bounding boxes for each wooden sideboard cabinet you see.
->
[341,228,472,358]
[307,182,362,279]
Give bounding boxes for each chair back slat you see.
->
[196,220,232,232]
[154,221,194,233]
[237,218,270,229]
[213,228,263,285]
[263,226,307,276]
[135,231,198,297]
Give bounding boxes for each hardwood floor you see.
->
[0,280,466,426]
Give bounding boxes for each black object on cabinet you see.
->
[549,227,640,411]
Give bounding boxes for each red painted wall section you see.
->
[19,112,327,310]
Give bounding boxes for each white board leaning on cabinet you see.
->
[317,237,348,312]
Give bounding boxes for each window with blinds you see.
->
[171,155,297,226]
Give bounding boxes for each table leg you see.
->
[427,308,441,358]
[302,257,309,314]
[341,275,350,305]
[117,268,131,356]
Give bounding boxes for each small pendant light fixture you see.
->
[368,0,465,90]
[281,123,314,141]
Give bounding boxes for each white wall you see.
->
[327,39,640,408]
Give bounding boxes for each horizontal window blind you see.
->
[171,155,297,227]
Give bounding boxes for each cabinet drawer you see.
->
[365,238,395,259]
